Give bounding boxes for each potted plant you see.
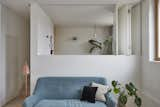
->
[103,36,112,54]
[108,80,142,107]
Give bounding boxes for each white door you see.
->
[5,35,18,101]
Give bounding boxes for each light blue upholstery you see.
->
[35,99,106,107]
[23,77,116,107]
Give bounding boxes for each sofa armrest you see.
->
[23,95,42,107]
[105,93,117,107]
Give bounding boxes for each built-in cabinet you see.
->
[0,4,29,106]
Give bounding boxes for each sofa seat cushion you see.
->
[35,99,107,107]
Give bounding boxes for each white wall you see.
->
[55,26,112,55]
[0,4,29,106]
[141,0,160,106]
[34,3,54,55]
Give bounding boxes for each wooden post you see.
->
[25,73,30,97]
[25,73,28,97]
[155,0,160,60]
[23,61,30,97]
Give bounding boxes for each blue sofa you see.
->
[23,77,116,107]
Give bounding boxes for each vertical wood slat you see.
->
[155,0,160,60]
[26,74,30,97]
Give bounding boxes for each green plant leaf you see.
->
[88,39,102,49]
[89,47,96,53]
[114,88,120,94]
[128,92,132,96]
[135,97,142,107]
[125,83,136,96]
[119,94,128,105]
[129,82,138,91]
[112,80,117,87]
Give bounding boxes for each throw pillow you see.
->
[80,86,98,103]
[91,82,110,102]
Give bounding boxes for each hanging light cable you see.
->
[93,24,97,39]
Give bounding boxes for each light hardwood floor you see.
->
[2,97,24,107]
[2,95,157,107]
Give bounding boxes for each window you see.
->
[155,0,160,60]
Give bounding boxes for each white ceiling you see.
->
[0,0,141,26]
[0,0,30,17]
[34,0,141,5]
[41,5,115,27]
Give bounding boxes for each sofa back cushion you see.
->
[33,77,107,99]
